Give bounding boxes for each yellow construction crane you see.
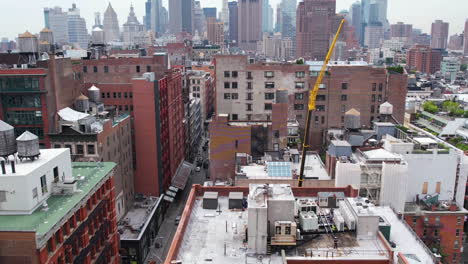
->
[298,19,346,187]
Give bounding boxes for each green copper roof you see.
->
[0,162,116,237]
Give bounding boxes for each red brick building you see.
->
[404,204,466,264]
[0,57,82,147]
[407,45,443,74]
[132,71,185,196]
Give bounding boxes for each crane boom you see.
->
[298,19,346,187]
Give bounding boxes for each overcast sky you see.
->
[1,0,467,40]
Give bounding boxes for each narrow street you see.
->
[144,137,208,264]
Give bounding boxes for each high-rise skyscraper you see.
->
[221,0,230,34]
[103,3,120,43]
[228,1,238,46]
[296,0,337,60]
[349,2,361,45]
[238,0,263,51]
[360,0,387,46]
[431,20,449,50]
[150,0,165,34]
[67,4,89,48]
[44,7,69,44]
[207,17,224,45]
[280,0,297,39]
[169,0,194,33]
[203,8,217,18]
[464,19,468,55]
[262,0,273,33]
[123,5,145,46]
[145,0,152,30]
[391,22,412,38]
[193,1,206,36]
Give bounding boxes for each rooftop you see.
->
[0,162,115,238]
[118,196,160,240]
[176,195,435,263]
[3,149,68,177]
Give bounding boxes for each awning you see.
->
[171,161,194,190]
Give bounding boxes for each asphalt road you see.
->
[144,141,208,263]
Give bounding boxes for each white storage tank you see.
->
[299,211,319,232]
[344,108,361,130]
[88,85,101,103]
[0,120,17,157]
[379,102,394,115]
[16,131,40,161]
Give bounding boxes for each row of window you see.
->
[55,143,96,155]
[5,110,43,125]
[224,82,306,89]
[4,95,41,108]
[0,77,40,91]
[101,92,133,99]
[83,65,151,73]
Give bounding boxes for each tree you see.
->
[422,101,439,113]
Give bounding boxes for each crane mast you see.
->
[298,19,346,187]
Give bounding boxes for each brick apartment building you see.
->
[132,71,185,197]
[407,45,443,74]
[0,56,82,147]
[0,148,119,264]
[49,107,133,220]
[215,56,407,149]
[214,55,311,123]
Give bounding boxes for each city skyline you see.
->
[1,0,467,40]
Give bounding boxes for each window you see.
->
[54,144,61,148]
[295,93,304,100]
[454,240,459,249]
[147,65,151,72]
[247,114,252,120]
[247,82,253,89]
[93,66,98,73]
[276,226,281,235]
[456,229,460,237]
[265,93,275,100]
[118,105,122,111]
[224,71,230,78]
[124,92,128,98]
[232,82,238,89]
[0,191,6,202]
[294,104,304,110]
[264,103,272,110]
[113,92,117,98]
[264,71,274,78]
[231,93,239,100]
[296,114,303,120]
[129,92,133,98]
[412,217,417,226]
[285,226,291,235]
[319,83,326,89]
[378,95,382,102]
[379,83,383,91]
[296,71,305,78]
[295,82,305,89]
[53,167,59,183]
[83,66,87,73]
[372,83,377,91]
[76,144,84,155]
[321,116,325,124]
[247,93,253,100]
[247,72,253,79]
[341,83,348,90]
[231,114,238,121]
[136,66,141,73]
[246,104,253,111]
[40,175,48,195]
[316,105,325,112]
[434,229,439,237]
[118,92,122,98]
[102,92,106,99]
[87,144,95,155]
[314,116,319,124]
[423,228,427,236]
[372,95,376,102]
[341,105,346,113]
[224,82,230,89]
[341,116,345,123]
[341,95,347,101]
[107,92,110,98]
[32,187,38,198]
[371,105,375,113]
[453,253,458,262]
[125,105,129,111]
[232,71,238,78]
[224,93,231,100]
[457,216,462,225]
[317,95,326,101]
[265,82,275,89]
[104,66,109,73]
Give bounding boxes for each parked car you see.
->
[175,216,181,225]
